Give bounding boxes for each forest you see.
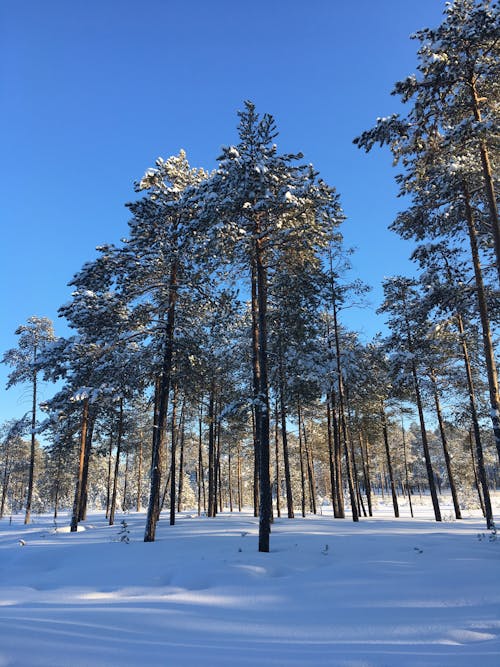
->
[1,0,499,555]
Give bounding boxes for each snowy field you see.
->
[0,497,499,667]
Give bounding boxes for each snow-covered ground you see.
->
[0,497,499,667]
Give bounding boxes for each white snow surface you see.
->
[1,497,499,667]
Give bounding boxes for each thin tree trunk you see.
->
[169,386,179,526]
[71,398,89,532]
[326,399,337,517]
[380,402,399,518]
[330,390,344,518]
[177,403,185,513]
[208,381,217,517]
[228,448,233,512]
[78,410,95,522]
[105,431,113,519]
[197,401,204,516]
[279,357,294,518]
[359,433,373,517]
[25,360,37,525]
[401,418,414,519]
[109,398,124,526]
[251,262,261,519]
[469,429,486,517]
[136,434,143,512]
[297,404,307,518]
[144,261,177,542]
[302,413,317,514]
[122,450,130,511]
[274,398,281,518]
[430,372,462,520]
[410,356,441,522]
[463,181,500,463]
[237,442,242,512]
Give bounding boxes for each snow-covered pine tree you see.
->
[191,101,340,551]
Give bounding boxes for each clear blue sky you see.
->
[0,0,445,424]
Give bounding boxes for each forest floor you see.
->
[0,495,499,666]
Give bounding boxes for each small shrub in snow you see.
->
[117,519,130,544]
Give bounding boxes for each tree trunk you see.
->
[463,181,500,463]
[410,356,441,522]
[144,261,177,542]
[24,362,37,525]
[430,372,462,520]
[207,381,217,517]
[237,441,242,512]
[197,401,204,516]
[109,398,124,526]
[255,233,272,552]
[278,355,294,518]
[330,390,344,518]
[169,386,179,526]
[70,398,89,532]
[78,409,96,522]
[122,451,129,512]
[401,419,414,518]
[301,412,317,514]
[380,402,399,518]
[228,448,233,512]
[359,433,373,517]
[468,430,486,517]
[105,431,113,519]
[274,398,281,518]
[297,405,307,518]
[177,402,185,513]
[136,434,143,512]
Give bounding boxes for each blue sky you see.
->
[0,0,445,424]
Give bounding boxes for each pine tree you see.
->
[193,101,340,550]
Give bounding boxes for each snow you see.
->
[0,497,499,666]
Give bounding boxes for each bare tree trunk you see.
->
[359,433,373,517]
[208,381,217,517]
[169,386,179,526]
[136,434,143,512]
[237,442,242,512]
[122,450,129,512]
[274,398,281,518]
[197,401,204,516]
[109,398,124,526]
[301,412,317,514]
[463,181,500,464]
[278,358,294,518]
[469,430,486,517]
[297,406,307,518]
[228,448,233,512]
[330,391,344,518]
[78,409,96,522]
[24,361,37,525]
[401,418,414,518]
[410,356,441,522]
[380,402,399,518]
[105,431,113,519]
[177,403,185,513]
[144,262,177,542]
[430,372,462,520]
[71,398,89,532]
